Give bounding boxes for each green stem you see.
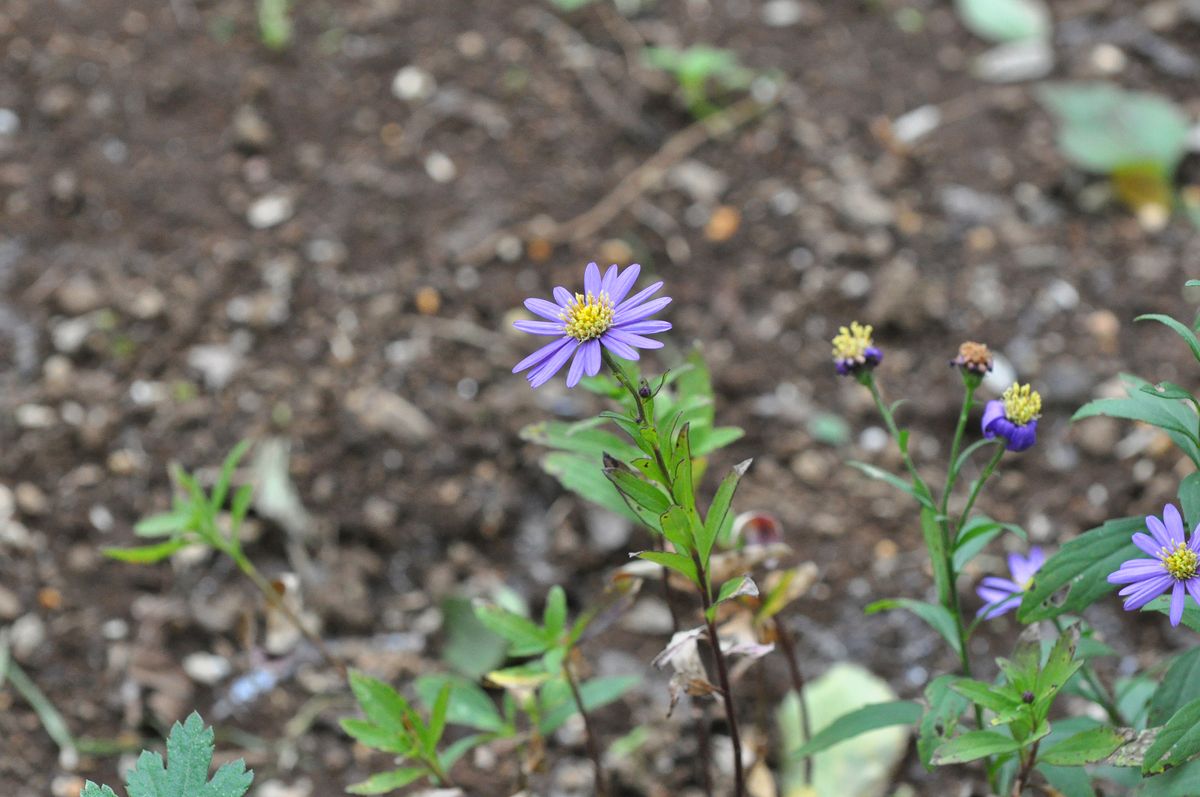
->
[1052,619,1124,725]
[564,660,609,797]
[864,376,934,502]
[940,382,977,525]
[957,443,1007,532]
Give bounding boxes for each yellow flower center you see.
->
[560,292,614,341]
[1162,542,1199,581]
[1002,383,1042,426]
[832,322,874,362]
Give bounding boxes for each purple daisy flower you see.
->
[512,262,671,389]
[976,547,1045,619]
[982,382,1042,452]
[1107,503,1200,627]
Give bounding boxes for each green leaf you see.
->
[1142,594,1200,632]
[542,586,567,642]
[440,596,507,680]
[81,785,119,797]
[699,459,752,561]
[658,505,696,555]
[691,425,745,457]
[866,598,960,653]
[1141,382,1198,403]
[847,461,935,509]
[632,550,698,585]
[1037,763,1097,797]
[1136,757,1200,796]
[1017,515,1142,622]
[950,679,1021,716]
[932,729,1021,764]
[538,675,640,734]
[133,511,191,538]
[603,467,671,518]
[338,718,409,754]
[952,516,1004,571]
[1145,697,1200,774]
[425,683,452,754]
[104,539,190,564]
[670,423,695,508]
[521,419,643,463]
[789,700,922,759]
[1074,374,1200,464]
[919,507,954,610]
[956,0,1050,43]
[1150,649,1200,727]
[116,712,253,797]
[919,675,971,770]
[1037,83,1190,176]
[346,767,426,795]
[1040,726,1128,766]
[472,604,550,656]
[211,440,252,514]
[348,671,412,736]
[1179,473,1200,533]
[439,733,489,770]
[1138,314,1200,365]
[541,452,646,527]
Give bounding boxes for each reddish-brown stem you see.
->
[564,662,608,797]
[774,619,813,786]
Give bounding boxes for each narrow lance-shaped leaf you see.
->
[699,459,752,561]
[789,700,922,759]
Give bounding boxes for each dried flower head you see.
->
[831,321,883,376]
[1108,503,1200,626]
[951,341,994,375]
[512,262,671,389]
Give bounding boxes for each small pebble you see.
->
[247,193,294,229]
[391,66,436,101]
[183,652,233,685]
[424,151,457,183]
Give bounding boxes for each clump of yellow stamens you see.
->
[1162,542,1199,581]
[1002,383,1042,426]
[560,291,614,341]
[832,322,874,362]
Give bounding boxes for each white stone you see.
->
[247,193,294,229]
[391,66,436,101]
[424,151,457,183]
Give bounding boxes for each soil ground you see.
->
[3,0,1200,795]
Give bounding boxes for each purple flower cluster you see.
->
[1108,503,1200,626]
[982,383,1041,452]
[512,263,671,389]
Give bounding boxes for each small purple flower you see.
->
[977,547,1045,619]
[1107,503,1200,627]
[512,262,671,389]
[831,322,883,376]
[982,382,1042,452]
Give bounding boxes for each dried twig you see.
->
[456,96,777,267]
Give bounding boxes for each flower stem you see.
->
[564,659,608,797]
[940,381,977,525]
[863,376,935,504]
[956,443,1007,531]
[601,353,745,796]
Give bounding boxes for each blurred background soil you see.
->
[3,0,1200,795]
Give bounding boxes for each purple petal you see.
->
[616,280,663,312]
[609,264,641,304]
[980,576,1021,593]
[513,320,565,335]
[1171,582,1187,626]
[1108,559,1167,583]
[620,319,671,334]
[584,262,601,296]
[1005,420,1037,452]
[1147,514,1175,549]
[978,594,1022,619]
[1121,574,1173,610]
[554,286,573,307]
[1186,578,1200,608]
[606,328,664,350]
[1008,552,1037,585]
[565,345,589,388]
[981,400,1005,440]
[513,336,571,374]
[583,338,602,376]
[528,339,578,388]
[616,295,671,324]
[600,264,618,295]
[526,298,565,321]
[1133,532,1164,558]
[1163,504,1187,546]
[600,332,640,361]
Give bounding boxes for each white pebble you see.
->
[247,193,294,229]
[424,151,457,183]
[183,652,233,685]
[391,66,436,101]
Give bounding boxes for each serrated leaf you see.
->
[1144,697,1200,774]
[919,676,970,770]
[119,712,253,797]
[1150,648,1200,727]
[1017,515,1142,622]
[81,785,119,797]
[1039,726,1128,766]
